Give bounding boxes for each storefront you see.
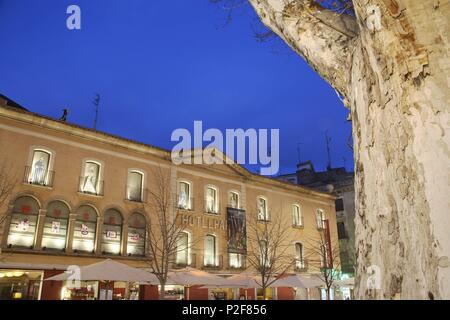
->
[0,269,43,300]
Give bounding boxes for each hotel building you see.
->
[0,95,338,300]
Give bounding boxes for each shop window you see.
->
[204,234,217,267]
[101,209,123,255]
[292,204,302,227]
[80,161,102,195]
[6,196,40,248]
[175,232,189,265]
[26,149,52,186]
[41,201,69,251]
[205,186,218,214]
[178,181,191,210]
[127,171,144,202]
[228,191,240,209]
[127,213,146,256]
[257,197,268,221]
[72,205,98,253]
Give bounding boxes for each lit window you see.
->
[178,182,191,210]
[229,253,244,269]
[295,243,305,270]
[27,150,51,186]
[72,205,97,253]
[257,197,268,221]
[204,235,217,266]
[127,213,146,256]
[127,171,144,202]
[316,209,326,229]
[7,196,40,248]
[292,204,302,227]
[101,209,123,255]
[259,240,270,267]
[228,191,240,209]
[205,187,218,214]
[41,201,69,251]
[176,232,189,265]
[80,161,101,195]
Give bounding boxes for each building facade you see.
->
[0,97,338,300]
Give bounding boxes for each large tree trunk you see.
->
[248,0,450,299]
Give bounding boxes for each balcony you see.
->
[294,259,308,272]
[316,219,327,230]
[79,177,104,196]
[126,186,147,203]
[292,216,304,228]
[23,166,54,187]
[177,195,194,211]
[204,201,219,215]
[172,253,197,269]
[228,256,246,270]
[202,254,223,270]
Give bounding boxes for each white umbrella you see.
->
[167,267,228,286]
[272,274,324,288]
[45,259,160,284]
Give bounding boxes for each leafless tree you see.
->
[142,166,188,299]
[305,230,341,300]
[0,157,18,230]
[246,209,294,300]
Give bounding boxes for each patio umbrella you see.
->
[271,274,324,288]
[45,259,160,284]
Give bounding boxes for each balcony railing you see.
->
[172,253,197,269]
[177,195,194,211]
[126,186,147,203]
[316,219,327,230]
[23,166,55,187]
[292,216,304,228]
[204,201,219,215]
[228,256,246,270]
[202,254,223,270]
[294,259,308,272]
[227,204,244,210]
[79,177,104,196]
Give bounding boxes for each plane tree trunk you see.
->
[248,0,450,299]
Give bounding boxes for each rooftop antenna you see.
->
[325,130,332,170]
[296,142,303,164]
[92,93,101,130]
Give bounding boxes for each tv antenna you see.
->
[92,93,101,130]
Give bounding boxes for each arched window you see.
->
[257,197,268,221]
[316,209,326,230]
[80,161,102,195]
[73,205,98,253]
[228,191,240,209]
[127,171,144,202]
[101,209,123,255]
[205,186,218,214]
[295,243,305,270]
[127,213,146,256]
[176,231,190,266]
[27,149,52,186]
[178,181,192,210]
[204,234,217,267]
[292,204,302,227]
[7,196,40,248]
[41,201,70,251]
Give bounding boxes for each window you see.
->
[127,171,144,202]
[257,197,268,221]
[101,209,123,255]
[292,204,302,227]
[27,150,51,186]
[178,181,191,210]
[335,198,344,212]
[337,222,347,239]
[176,232,189,265]
[204,235,217,266]
[72,205,98,253]
[229,253,244,269]
[316,209,326,229]
[7,196,40,248]
[295,243,305,270]
[80,161,102,195]
[205,186,218,214]
[228,191,240,209]
[259,240,270,267]
[41,201,69,251]
[127,213,146,256]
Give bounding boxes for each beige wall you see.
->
[0,107,337,274]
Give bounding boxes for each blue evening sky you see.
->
[0,0,353,175]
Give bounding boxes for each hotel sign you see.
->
[179,213,226,230]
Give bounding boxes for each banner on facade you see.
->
[227,207,246,254]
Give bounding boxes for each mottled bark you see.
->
[248,0,450,299]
